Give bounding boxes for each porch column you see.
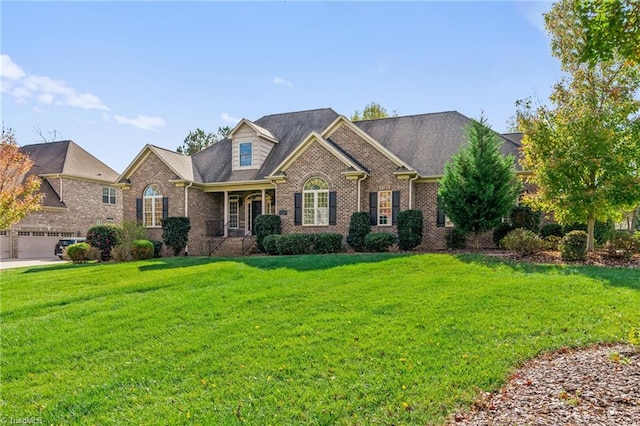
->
[261,189,266,214]
[223,191,229,237]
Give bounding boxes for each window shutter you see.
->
[136,198,143,223]
[163,197,169,220]
[294,193,302,226]
[329,191,337,225]
[392,191,400,225]
[369,192,378,226]
[437,196,445,227]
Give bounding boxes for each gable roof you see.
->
[228,119,278,143]
[353,111,523,176]
[193,108,340,182]
[118,144,200,183]
[21,140,119,182]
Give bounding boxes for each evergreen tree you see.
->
[438,115,522,249]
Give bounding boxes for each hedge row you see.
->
[263,233,343,255]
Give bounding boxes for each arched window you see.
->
[303,177,329,225]
[143,184,164,227]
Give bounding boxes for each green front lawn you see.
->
[2,254,638,425]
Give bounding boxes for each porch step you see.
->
[212,236,257,257]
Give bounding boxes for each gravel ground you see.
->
[449,344,640,426]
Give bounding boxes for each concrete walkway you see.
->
[0,257,68,270]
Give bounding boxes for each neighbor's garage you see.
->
[16,231,64,258]
[0,231,10,259]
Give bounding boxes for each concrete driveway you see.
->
[0,257,68,270]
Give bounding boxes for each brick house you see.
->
[117,108,522,255]
[1,141,123,259]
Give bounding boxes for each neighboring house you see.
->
[117,108,522,255]
[0,141,123,259]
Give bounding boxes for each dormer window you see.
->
[239,142,252,167]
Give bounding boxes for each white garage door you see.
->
[0,231,10,259]
[17,232,62,259]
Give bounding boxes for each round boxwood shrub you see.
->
[540,223,564,238]
[560,230,588,261]
[500,228,544,257]
[364,232,396,252]
[446,227,467,250]
[510,205,542,233]
[493,222,514,247]
[150,240,163,258]
[132,239,154,260]
[262,234,281,255]
[347,212,371,252]
[312,232,343,254]
[254,214,281,252]
[606,230,636,259]
[86,224,120,261]
[66,242,100,263]
[397,209,423,250]
[563,221,613,248]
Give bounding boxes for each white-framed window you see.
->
[239,142,252,167]
[378,190,392,226]
[143,184,163,228]
[102,187,117,204]
[229,195,239,229]
[303,177,329,226]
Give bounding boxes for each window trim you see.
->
[143,185,163,228]
[229,195,239,229]
[102,187,117,205]
[377,190,392,226]
[239,142,253,167]
[302,177,329,226]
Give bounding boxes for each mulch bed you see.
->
[475,249,639,269]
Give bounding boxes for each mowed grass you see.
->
[1,254,639,425]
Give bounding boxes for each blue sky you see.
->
[1,1,558,173]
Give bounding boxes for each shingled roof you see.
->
[21,140,119,182]
[353,111,523,176]
[192,108,340,182]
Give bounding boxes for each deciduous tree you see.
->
[176,126,231,155]
[351,102,398,121]
[438,115,522,250]
[0,128,42,229]
[517,0,640,252]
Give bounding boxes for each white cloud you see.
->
[114,114,166,131]
[273,76,294,88]
[0,54,26,80]
[221,112,240,124]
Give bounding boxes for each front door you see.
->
[251,200,262,235]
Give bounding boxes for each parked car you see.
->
[54,237,86,259]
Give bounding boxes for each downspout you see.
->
[356,175,367,212]
[408,174,419,209]
[57,175,63,202]
[184,182,193,255]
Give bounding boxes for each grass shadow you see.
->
[455,253,640,291]
[138,252,410,272]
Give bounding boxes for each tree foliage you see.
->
[162,217,191,255]
[351,102,398,121]
[176,126,231,155]
[517,0,640,251]
[438,115,522,249]
[0,128,43,229]
[575,0,639,64]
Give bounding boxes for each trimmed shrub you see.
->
[635,232,640,254]
[66,242,100,263]
[543,235,562,251]
[254,215,281,252]
[493,222,514,247]
[112,220,149,262]
[263,234,281,255]
[397,210,423,250]
[132,240,154,260]
[347,212,371,252]
[162,217,191,256]
[364,232,396,252]
[276,234,314,255]
[563,221,613,247]
[500,228,544,257]
[540,223,564,238]
[86,224,120,261]
[446,227,467,250]
[150,240,163,258]
[312,233,343,254]
[606,230,636,259]
[560,230,588,261]
[510,205,541,233]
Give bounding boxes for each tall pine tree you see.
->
[438,115,522,249]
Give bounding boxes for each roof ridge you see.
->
[256,107,337,120]
[354,110,461,123]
